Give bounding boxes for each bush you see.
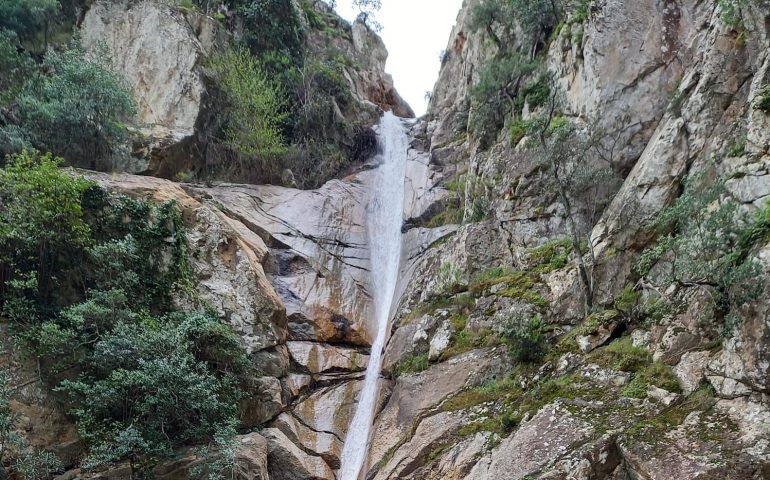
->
[637,174,768,321]
[59,311,247,472]
[0,152,93,313]
[209,48,288,171]
[0,30,34,107]
[236,0,304,67]
[0,0,60,45]
[754,84,770,112]
[4,41,136,169]
[503,314,546,362]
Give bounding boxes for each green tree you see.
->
[9,41,136,169]
[59,311,247,476]
[638,174,768,324]
[0,151,93,316]
[0,30,34,107]
[0,0,60,46]
[503,314,546,362]
[209,48,288,170]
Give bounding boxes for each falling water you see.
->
[338,112,408,480]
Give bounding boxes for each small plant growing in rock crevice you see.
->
[502,314,547,362]
[753,84,770,112]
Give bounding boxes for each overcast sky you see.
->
[332,0,464,116]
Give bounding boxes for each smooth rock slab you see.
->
[287,341,368,375]
[263,428,334,480]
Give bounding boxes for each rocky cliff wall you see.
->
[365,0,770,479]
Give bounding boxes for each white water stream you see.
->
[338,112,409,480]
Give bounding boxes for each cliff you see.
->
[2,0,770,479]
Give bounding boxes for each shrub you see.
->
[503,314,546,362]
[210,48,287,164]
[393,353,429,376]
[59,311,246,473]
[0,152,93,313]
[237,0,304,66]
[0,0,60,45]
[0,30,34,107]
[436,261,465,294]
[754,84,770,112]
[5,41,136,169]
[637,175,768,322]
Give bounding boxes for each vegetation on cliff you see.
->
[0,152,250,477]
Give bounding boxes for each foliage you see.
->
[637,175,767,319]
[754,84,770,112]
[0,371,64,479]
[393,353,429,376]
[236,0,304,66]
[717,0,744,28]
[436,261,465,294]
[0,0,60,45]
[469,54,538,145]
[503,314,547,362]
[0,30,34,107]
[0,152,244,473]
[3,40,136,168]
[58,311,247,472]
[0,151,93,313]
[209,48,288,163]
[589,337,681,397]
[526,237,572,273]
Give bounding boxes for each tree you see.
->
[523,81,624,314]
[0,30,34,107]
[209,48,288,173]
[637,174,768,327]
[0,151,94,316]
[58,311,248,477]
[0,0,60,47]
[8,40,136,169]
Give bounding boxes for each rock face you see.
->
[79,0,413,179]
[359,0,770,478]
[81,0,224,175]
[10,0,770,479]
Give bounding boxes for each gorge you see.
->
[1,0,770,479]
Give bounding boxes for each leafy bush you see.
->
[503,314,546,362]
[0,0,60,45]
[393,353,429,376]
[637,175,767,318]
[754,84,770,112]
[0,153,250,474]
[209,48,288,166]
[436,261,465,294]
[236,0,304,67]
[0,30,34,107]
[59,311,247,472]
[0,151,93,313]
[3,40,136,168]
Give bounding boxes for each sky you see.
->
[332,0,464,116]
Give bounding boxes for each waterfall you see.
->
[338,112,409,480]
